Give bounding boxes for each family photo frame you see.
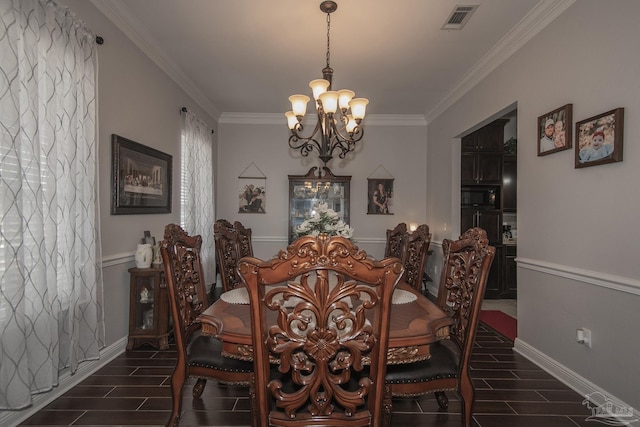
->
[111,134,172,215]
[575,108,624,168]
[537,104,572,156]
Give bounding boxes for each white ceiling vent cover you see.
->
[442,5,478,30]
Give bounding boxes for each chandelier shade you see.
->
[286,1,368,166]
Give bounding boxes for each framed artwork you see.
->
[575,108,624,168]
[538,104,572,156]
[238,177,266,213]
[111,134,172,215]
[367,178,394,215]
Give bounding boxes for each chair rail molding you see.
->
[516,257,640,296]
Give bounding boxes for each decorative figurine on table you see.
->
[140,286,150,303]
[151,244,163,268]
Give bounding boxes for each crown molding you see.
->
[424,0,576,123]
[219,113,426,126]
[89,0,221,119]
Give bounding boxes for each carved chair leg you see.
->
[382,385,393,427]
[249,374,258,427]
[435,391,449,410]
[459,375,475,427]
[167,362,186,427]
[192,378,207,398]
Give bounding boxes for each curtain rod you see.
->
[181,107,214,134]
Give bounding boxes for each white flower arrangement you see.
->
[294,203,354,239]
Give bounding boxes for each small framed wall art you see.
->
[238,162,266,213]
[575,108,624,168]
[537,104,572,156]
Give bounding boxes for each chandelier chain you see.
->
[326,12,331,69]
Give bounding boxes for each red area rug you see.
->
[479,310,517,341]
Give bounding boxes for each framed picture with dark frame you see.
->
[111,134,172,214]
[575,108,624,168]
[537,104,572,156]
[367,178,394,214]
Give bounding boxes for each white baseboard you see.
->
[0,338,128,427]
[513,338,639,419]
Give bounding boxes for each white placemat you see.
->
[391,289,417,305]
[220,285,417,305]
[220,287,249,304]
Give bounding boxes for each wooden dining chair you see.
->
[214,219,244,292]
[385,227,495,427]
[238,234,404,427]
[402,224,431,292]
[384,222,408,260]
[234,220,254,258]
[161,224,252,427]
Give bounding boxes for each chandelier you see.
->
[285,1,369,166]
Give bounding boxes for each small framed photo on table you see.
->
[575,108,624,168]
[537,104,572,156]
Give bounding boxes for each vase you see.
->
[135,243,153,268]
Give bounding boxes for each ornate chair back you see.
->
[239,235,404,427]
[161,224,252,426]
[214,219,245,292]
[385,227,495,427]
[234,220,254,258]
[402,224,431,291]
[384,223,408,260]
[436,227,495,367]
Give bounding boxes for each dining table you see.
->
[198,280,453,365]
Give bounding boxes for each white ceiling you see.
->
[90,0,572,120]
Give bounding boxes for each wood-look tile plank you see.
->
[537,389,588,402]
[72,410,169,425]
[474,414,581,427]
[78,375,166,386]
[45,397,144,411]
[469,369,519,379]
[61,386,114,398]
[508,401,592,416]
[484,379,573,391]
[132,367,174,376]
[20,410,85,425]
[179,410,252,426]
[107,386,172,398]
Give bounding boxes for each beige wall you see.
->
[216,116,428,260]
[427,0,640,408]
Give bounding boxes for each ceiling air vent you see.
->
[442,5,478,30]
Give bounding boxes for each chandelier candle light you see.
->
[286,1,369,166]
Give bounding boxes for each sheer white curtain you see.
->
[181,110,215,289]
[0,0,104,410]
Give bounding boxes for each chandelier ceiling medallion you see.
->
[285,1,368,166]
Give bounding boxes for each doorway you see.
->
[460,108,517,317]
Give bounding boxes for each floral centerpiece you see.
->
[294,203,354,239]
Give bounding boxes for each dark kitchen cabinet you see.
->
[461,152,504,185]
[503,245,517,298]
[484,246,504,299]
[460,209,502,245]
[503,157,517,211]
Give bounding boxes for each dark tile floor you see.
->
[18,321,594,427]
